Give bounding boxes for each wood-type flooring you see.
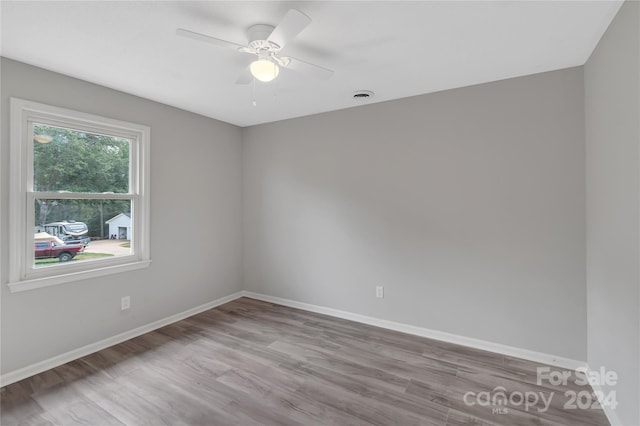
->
[1,297,610,425]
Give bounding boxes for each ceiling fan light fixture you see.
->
[250,59,280,82]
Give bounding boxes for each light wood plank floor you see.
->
[1,297,609,425]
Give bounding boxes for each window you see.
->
[9,98,150,292]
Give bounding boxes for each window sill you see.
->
[8,260,152,293]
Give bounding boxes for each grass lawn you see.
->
[35,252,114,266]
[120,242,131,248]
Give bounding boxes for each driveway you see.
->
[85,239,131,256]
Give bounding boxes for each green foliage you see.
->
[33,124,131,237]
[34,124,129,192]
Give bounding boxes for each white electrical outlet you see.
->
[376,286,384,298]
[121,296,131,310]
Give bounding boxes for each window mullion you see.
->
[30,192,134,200]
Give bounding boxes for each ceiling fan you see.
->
[176,9,334,84]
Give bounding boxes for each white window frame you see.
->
[8,98,151,293]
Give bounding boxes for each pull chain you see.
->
[252,77,257,107]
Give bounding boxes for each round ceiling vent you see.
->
[353,90,375,101]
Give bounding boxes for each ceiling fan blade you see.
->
[267,9,311,49]
[281,57,334,80]
[176,28,246,51]
[236,67,253,85]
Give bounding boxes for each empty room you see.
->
[1,1,638,425]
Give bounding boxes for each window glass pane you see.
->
[33,198,132,268]
[33,123,130,193]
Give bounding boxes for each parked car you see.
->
[34,240,83,262]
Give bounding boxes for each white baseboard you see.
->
[242,291,587,372]
[585,365,622,426]
[0,291,245,387]
[1,289,588,389]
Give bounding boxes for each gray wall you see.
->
[0,58,244,374]
[585,1,640,425]
[243,68,587,360]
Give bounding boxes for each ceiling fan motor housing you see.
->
[247,24,279,48]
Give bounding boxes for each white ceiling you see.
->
[1,1,622,127]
